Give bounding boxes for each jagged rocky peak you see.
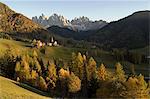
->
[72,16,90,24]
[32,13,108,31]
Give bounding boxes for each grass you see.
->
[0,38,149,77]
[0,38,29,57]
[0,76,50,99]
[0,38,149,98]
[130,46,150,55]
[0,39,73,61]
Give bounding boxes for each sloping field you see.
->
[0,76,50,99]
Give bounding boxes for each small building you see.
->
[53,41,58,46]
[36,40,45,48]
[47,37,59,47]
[47,42,52,46]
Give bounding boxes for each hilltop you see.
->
[0,2,51,41]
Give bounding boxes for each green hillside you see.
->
[0,76,50,99]
[0,38,71,58]
[0,38,149,77]
[130,46,150,55]
[0,39,149,98]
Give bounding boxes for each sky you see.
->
[0,0,149,22]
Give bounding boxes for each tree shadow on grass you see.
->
[13,82,52,98]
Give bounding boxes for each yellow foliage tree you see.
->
[87,57,96,81]
[68,72,81,93]
[97,63,107,81]
[115,62,126,82]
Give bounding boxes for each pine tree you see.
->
[136,74,149,98]
[58,68,70,97]
[30,70,38,86]
[33,50,38,57]
[31,70,38,79]
[70,52,84,80]
[34,58,41,73]
[68,72,81,93]
[15,61,21,72]
[70,52,78,76]
[47,61,57,82]
[58,68,70,79]
[15,61,21,80]
[115,62,126,82]
[18,56,31,81]
[38,76,47,91]
[76,52,84,80]
[124,74,150,98]
[87,57,96,81]
[32,39,37,46]
[97,63,107,81]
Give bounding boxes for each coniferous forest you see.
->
[0,48,149,98]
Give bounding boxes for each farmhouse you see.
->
[32,37,59,48]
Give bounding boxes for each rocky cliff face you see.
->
[32,14,107,31]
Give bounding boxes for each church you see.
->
[47,37,59,47]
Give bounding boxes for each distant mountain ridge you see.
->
[0,2,149,49]
[88,10,150,49]
[32,13,107,31]
[47,11,150,49]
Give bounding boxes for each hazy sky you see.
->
[0,0,149,22]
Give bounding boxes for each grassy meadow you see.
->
[0,76,50,99]
[0,38,149,77]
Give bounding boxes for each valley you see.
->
[0,1,149,99]
[0,38,149,78]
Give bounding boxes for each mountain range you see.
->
[0,2,149,49]
[47,11,150,49]
[32,14,107,31]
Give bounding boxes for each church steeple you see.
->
[51,37,54,43]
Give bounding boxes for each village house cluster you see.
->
[32,37,59,48]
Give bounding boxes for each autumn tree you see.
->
[33,57,41,73]
[15,61,21,80]
[47,61,57,82]
[86,57,96,81]
[124,74,149,98]
[97,63,107,81]
[115,62,126,82]
[18,57,31,82]
[58,68,70,97]
[32,39,37,47]
[33,50,38,57]
[68,72,81,93]
[0,48,18,78]
[38,76,47,91]
[136,74,149,98]
[46,61,57,91]
[15,61,21,73]
[75,52,84,80]
[70,52,84,80]
[30,70,38,86]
